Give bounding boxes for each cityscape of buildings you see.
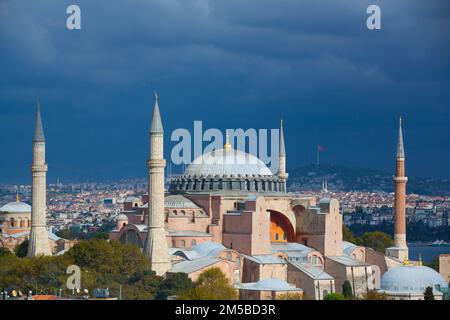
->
[1,182,449,238]
[0,99,449,301]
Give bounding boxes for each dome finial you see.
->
[418,253,423,266]
[16,190,20,202]
[224,130,231,149]
[403,257,409,266]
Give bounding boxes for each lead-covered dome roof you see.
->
[0,201,31,213]
[381,265,447,293]
[185,148,273,177]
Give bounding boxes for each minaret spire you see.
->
[150,92,163,134]
[277,119,288,192]
[28,101,52,257]
[397,117,404,159]
[386,116,408,261]
[33,100,45,142]
[143,93,171,276]
[279,119,285,157]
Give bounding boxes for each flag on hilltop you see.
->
[317,145,325,153]
[316,145,325,165]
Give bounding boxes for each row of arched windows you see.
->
[8,218,30,228]
[172,239,197,249]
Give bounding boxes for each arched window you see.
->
[191,239,196,247]
[275,233,279,241]
[10,218,14,227]
[180,240,185,249]
[173,210,177,215]
[172,239,176,247]
[180,210,186,215]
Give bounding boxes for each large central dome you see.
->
[169,146,286,193]
[185,148,273,177]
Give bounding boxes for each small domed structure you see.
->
[380,263,447,300]
[0,195,32,234]
[115,214,128,231]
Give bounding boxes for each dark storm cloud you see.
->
[0,0,449,183]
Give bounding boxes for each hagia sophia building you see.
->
[1,97,448,300]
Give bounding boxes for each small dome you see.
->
[164,195,200,209]
[0,201,31,213]
[192,241,226,257]
[381,265,447,293]
[185,148,273,177]
[115,214,128,221]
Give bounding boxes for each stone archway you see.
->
[268,210,295,242]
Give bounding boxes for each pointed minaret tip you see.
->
[150,92,164,134]
[279,118,286,157]
[396,116,405,159]
[33,100,45,142]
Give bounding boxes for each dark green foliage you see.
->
[360,231,394,253]
[0,239,172,299]
[323,292,345,300]
[424,286,435,300]
[56,229,76,240]
[425,258,439,272]
[14,240,29,257]
[178,268,238,300]
[0,247,12,258]
[156,272,193,300]
[342,280,353,299]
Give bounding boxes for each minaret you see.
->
[143,93,171,276]
[388,117,409,261]
[27,102,52,257]
[278,119,288,192]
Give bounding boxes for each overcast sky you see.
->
[0,0,449,183]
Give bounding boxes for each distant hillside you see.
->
[287,164,450,195]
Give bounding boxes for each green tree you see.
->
[91,232,109,240]
[425,258,439,272]
[14,240,29,257]
[157,272,193,300]
[342,280,353,299]
[342,225,357,244]
[323,292,345,300]
[424,287,435,300]
[0,247,12,258]
[56,229,76,240]
[361,231,394,253]
[178,268,238,300]
[361,290,389,300]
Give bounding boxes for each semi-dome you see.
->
[185,148,273,177]
[381,265,447,293]
[164,195,200,209]
[0,201,31,213]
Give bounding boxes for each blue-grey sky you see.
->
[0,0,449,183]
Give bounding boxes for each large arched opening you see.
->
[268,210,295,243]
